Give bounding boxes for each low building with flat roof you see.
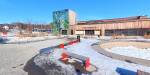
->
[70,16,150,36]
[52,9,150,36]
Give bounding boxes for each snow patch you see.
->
[105,46,150,60]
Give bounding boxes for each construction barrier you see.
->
[59,44,64,48]
[85,58,90,70]
[61,52,69,62]
[59,39,79,49]
[60,52,91,71]
[49,39,97,72]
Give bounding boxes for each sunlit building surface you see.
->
[53,9,76,35]
[53,9,150,36]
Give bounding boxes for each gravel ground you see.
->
[0,38,67,75]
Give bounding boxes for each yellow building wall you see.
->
[94,31,100,35]
[75,30,85,35]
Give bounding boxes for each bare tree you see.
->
[12,22,25,34]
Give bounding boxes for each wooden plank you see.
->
[67,52,88,61]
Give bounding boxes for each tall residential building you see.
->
[52,9,76,35]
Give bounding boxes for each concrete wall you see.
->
[68,10,76,25]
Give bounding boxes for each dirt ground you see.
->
[100,41,150,49]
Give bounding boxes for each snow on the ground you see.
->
[0,31,59,43]
[100,36,112,40]
[105,46,150,60]
[65,38,150,75]
[5,35,58,43]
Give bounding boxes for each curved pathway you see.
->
[0,38,67,75]
[65,38,150,75]
[93,41,150,67]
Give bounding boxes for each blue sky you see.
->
[0,0,150,24]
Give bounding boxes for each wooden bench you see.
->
[61,52,92,71]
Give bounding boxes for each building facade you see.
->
[53,9,150,36]
[71,16,150,36]
[52,9,76,35]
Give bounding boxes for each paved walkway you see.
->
[65,39,150,75]
[92,40,150,67]
[0,39,67,75]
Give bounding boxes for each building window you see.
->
[85,30,94,35]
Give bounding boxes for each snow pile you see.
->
[100,36,112,40]
[34,49,76,75]
[65,38,150,75]
[5,35,58,44]
[105,46,150,60]
[6,37,46,43]
[0,31,59,43]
